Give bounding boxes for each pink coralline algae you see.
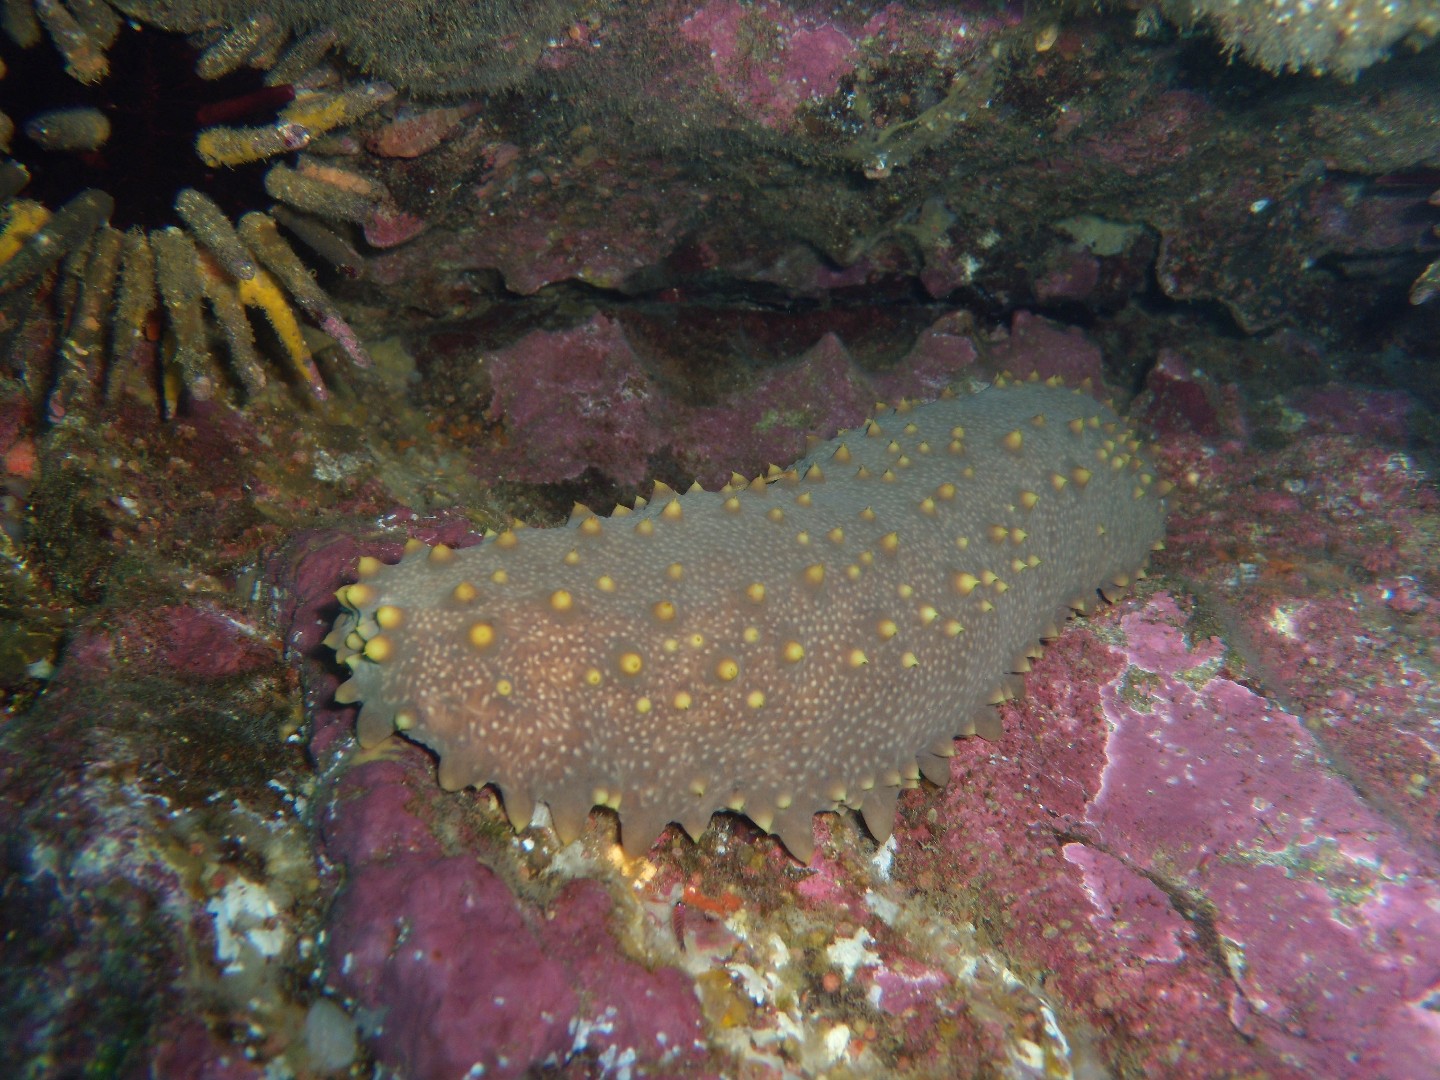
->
[1286,384,1414,442]
[0,591,312,1076]
[1157,385,1440,850]
[477,313,668,486]
[986,310,1104,386]
[1138,347,1230,439]
[680,0,857,128]
[666,332,875,486]
[895,585,1440,1078]
[327,854,573,1076]
[869,958,952,1017]
[1089,595,1440,1075]
[319,748,707,1079]
[59,603,277,681]
[1082,90,1214,178]
[471,310,983,489]
[676,0,1017,133]
[1062,845,1186,964]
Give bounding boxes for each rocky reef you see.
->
[1,2,1438,1078]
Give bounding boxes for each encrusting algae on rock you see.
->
[328,379,1169,862]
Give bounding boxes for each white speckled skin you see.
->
[330,381,1166,860]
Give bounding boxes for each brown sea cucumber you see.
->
[328,379,1168,861]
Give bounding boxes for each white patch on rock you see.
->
[207,876,285,973]
[825,928,879,979]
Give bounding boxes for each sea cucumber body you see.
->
[330,381,1166,860]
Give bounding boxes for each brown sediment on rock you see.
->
[329,380,1168,862]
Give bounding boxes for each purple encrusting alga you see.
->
[1086,595,1440,1075]
[322,757,707,1078]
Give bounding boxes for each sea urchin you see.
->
[0,2,398,419]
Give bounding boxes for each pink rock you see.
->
[679,0,856,128]
[871,960,951,1017]
[155,605,276,678]
[987,310,1104,385]
[1083,593,1440,1076]
[59,604,275,682]
[329,855,579,1079]
[672,332,873,488]
[1286,384,1413,442]
[886,546,1440,1079]
[1035,249,1101,302]
[477,313,667,486]
[1080,90,1212,176]
[1157,413,1440,859]
[469,313,979,490]
[364,206,426,249]
[321,759,446,867]
[750,243,878,295]
[542,880,706,1067]
[794,847,859,904]
[871,314,980,400]
[367,105,476,158]
[321,745,705,1078]
[1064,844,1187,963]
[428,158,693,294]
[1140,347,1223,437]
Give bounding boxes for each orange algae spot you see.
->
[682,880,743,917]
[3,438,37,480]
[0,201,52,266]
[296,159,379,197]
